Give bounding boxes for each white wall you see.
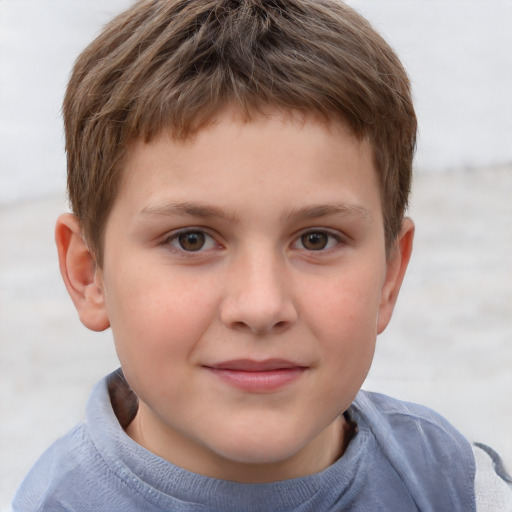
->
[349,0,512,171]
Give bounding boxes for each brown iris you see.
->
[178,231,206,251]
[301,232,329,250]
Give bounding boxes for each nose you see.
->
[219,249,298,335]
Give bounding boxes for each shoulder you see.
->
[352,390,475,466]
[353,390,473,447]
[473,443,512,512]
[12,374,124,511]
[350,390,477,511]
[11,422,100,511]
[354,388,447,420]
[12,372,157,512]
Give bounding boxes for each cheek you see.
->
[300,269,382,393]
[302,269,383,343]
[104,266,219,365]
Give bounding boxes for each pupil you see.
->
[179,232,205,251]
[302,232,328,250]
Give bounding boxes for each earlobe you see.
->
[55,213,110,332]
[377,218,414,334]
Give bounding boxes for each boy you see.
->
[12,0,511,510]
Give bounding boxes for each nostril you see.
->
[272,320,292,334]
[229,320,290,334]
[232,321,248,331]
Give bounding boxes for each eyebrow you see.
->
[282,203,371,223]
[139,201,371,224]
[139,201,239,222]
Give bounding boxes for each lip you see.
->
[204,359,308,392]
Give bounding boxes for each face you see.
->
[86,109,411,482]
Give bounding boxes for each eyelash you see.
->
[163,228,344,254]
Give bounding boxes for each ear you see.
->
[377,217,414,334]
[55,213,110,332]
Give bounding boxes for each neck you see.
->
[126,407,352,483]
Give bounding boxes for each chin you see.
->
[211,430,307,466]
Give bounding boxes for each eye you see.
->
[167,230,217,252]
[293,230,340,251]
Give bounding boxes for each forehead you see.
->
[131,105,370,167]
[114,108,380,220]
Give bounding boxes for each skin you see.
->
[56,108,414,483]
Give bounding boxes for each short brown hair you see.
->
[63,0,416,262]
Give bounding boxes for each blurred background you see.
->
[1,0,511,508]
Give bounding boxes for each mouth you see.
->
[203,359,308,392]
